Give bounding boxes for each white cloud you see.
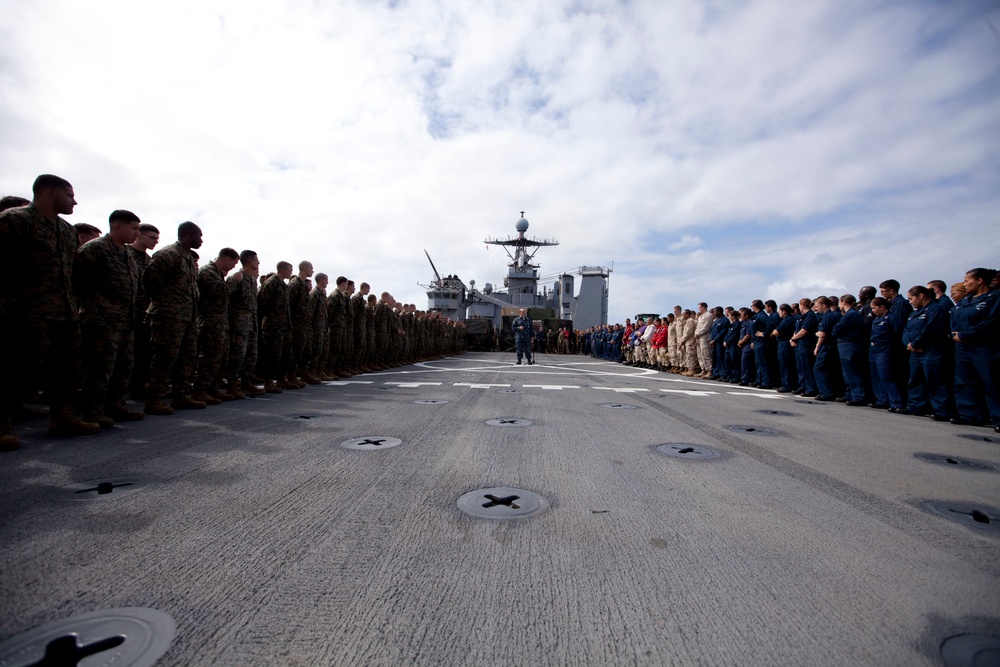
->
[1,0,998,326]
[670,234,702,250]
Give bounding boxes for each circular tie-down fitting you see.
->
[62,478,145,502]
[287,413,331,421]
[600,403,639,410]
[496,389,522,394]
[655,443,719,460]
[920,501,1000,535]
[485,418,532,427]
[413,399,449,405]
[370,387,393,392]
[956,433,1000,445]
[754,409,799,417]
[914,452,996,472]
[941,633,1000,667]
[340,436,403,451]
[456,486,549,519]
[726,424,779,436]
[0,607,175,667]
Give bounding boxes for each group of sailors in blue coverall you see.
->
[588,268,1000,434]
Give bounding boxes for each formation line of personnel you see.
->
[586,277,999,434]
[0,175,466,452]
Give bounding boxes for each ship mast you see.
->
[482,212,559,308]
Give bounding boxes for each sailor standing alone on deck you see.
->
[512,308,534,365]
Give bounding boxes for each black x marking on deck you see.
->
[75,482,134,495]
[27,633,126,666]
[950,508,992,524]
[482,494,521,509]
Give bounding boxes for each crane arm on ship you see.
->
[424,250,443,286]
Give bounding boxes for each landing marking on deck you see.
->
[324,381,373,385]
[592,387,649,393]
[523,384,580,390]
[370,356,792,401]
[384,382,443,388]
[726,392,784,399]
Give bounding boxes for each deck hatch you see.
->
[485,418,532,427]
[656,444,720,460]
[340,436,403,450]
[457,487,548,519]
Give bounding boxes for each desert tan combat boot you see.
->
[1,416,20,451]
[208,385,236,401]
[242,378,266,396]
[171,395,208,410]
[190,389,221,405]
[144,398,175,416]
[47,406,101,437]
[107,400,145,422]
[82,406,115,430]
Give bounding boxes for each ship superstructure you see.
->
[422,213,611,330]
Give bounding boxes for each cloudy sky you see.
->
[2,0,999,324]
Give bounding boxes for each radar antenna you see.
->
[483,212,559,270]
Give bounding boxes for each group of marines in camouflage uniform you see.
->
[0,174,466,452]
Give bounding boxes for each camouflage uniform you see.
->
[389,308,403,365]
[403,312,412,360]
[342,293,355,371]
[680,316,697,372]
[308,285,329,377]
[667,320,680,369]
[73,234,138,414]
[142,241,199,399]
[365,302,376,367]
[420,315,436,357]
[695,310,715,376]
[350,291,367,369]
[373,300,390,367]
[326,289,347,372]
[257,274,291,381]
[195,262,237,392]
[128,244,153,397]
[0,205,82,418]
[413,316,422,359]
[416,316,428,359]
[226,271,258,386]
[288,276,311,377]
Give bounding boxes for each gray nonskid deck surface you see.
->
[1,352,998,666]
